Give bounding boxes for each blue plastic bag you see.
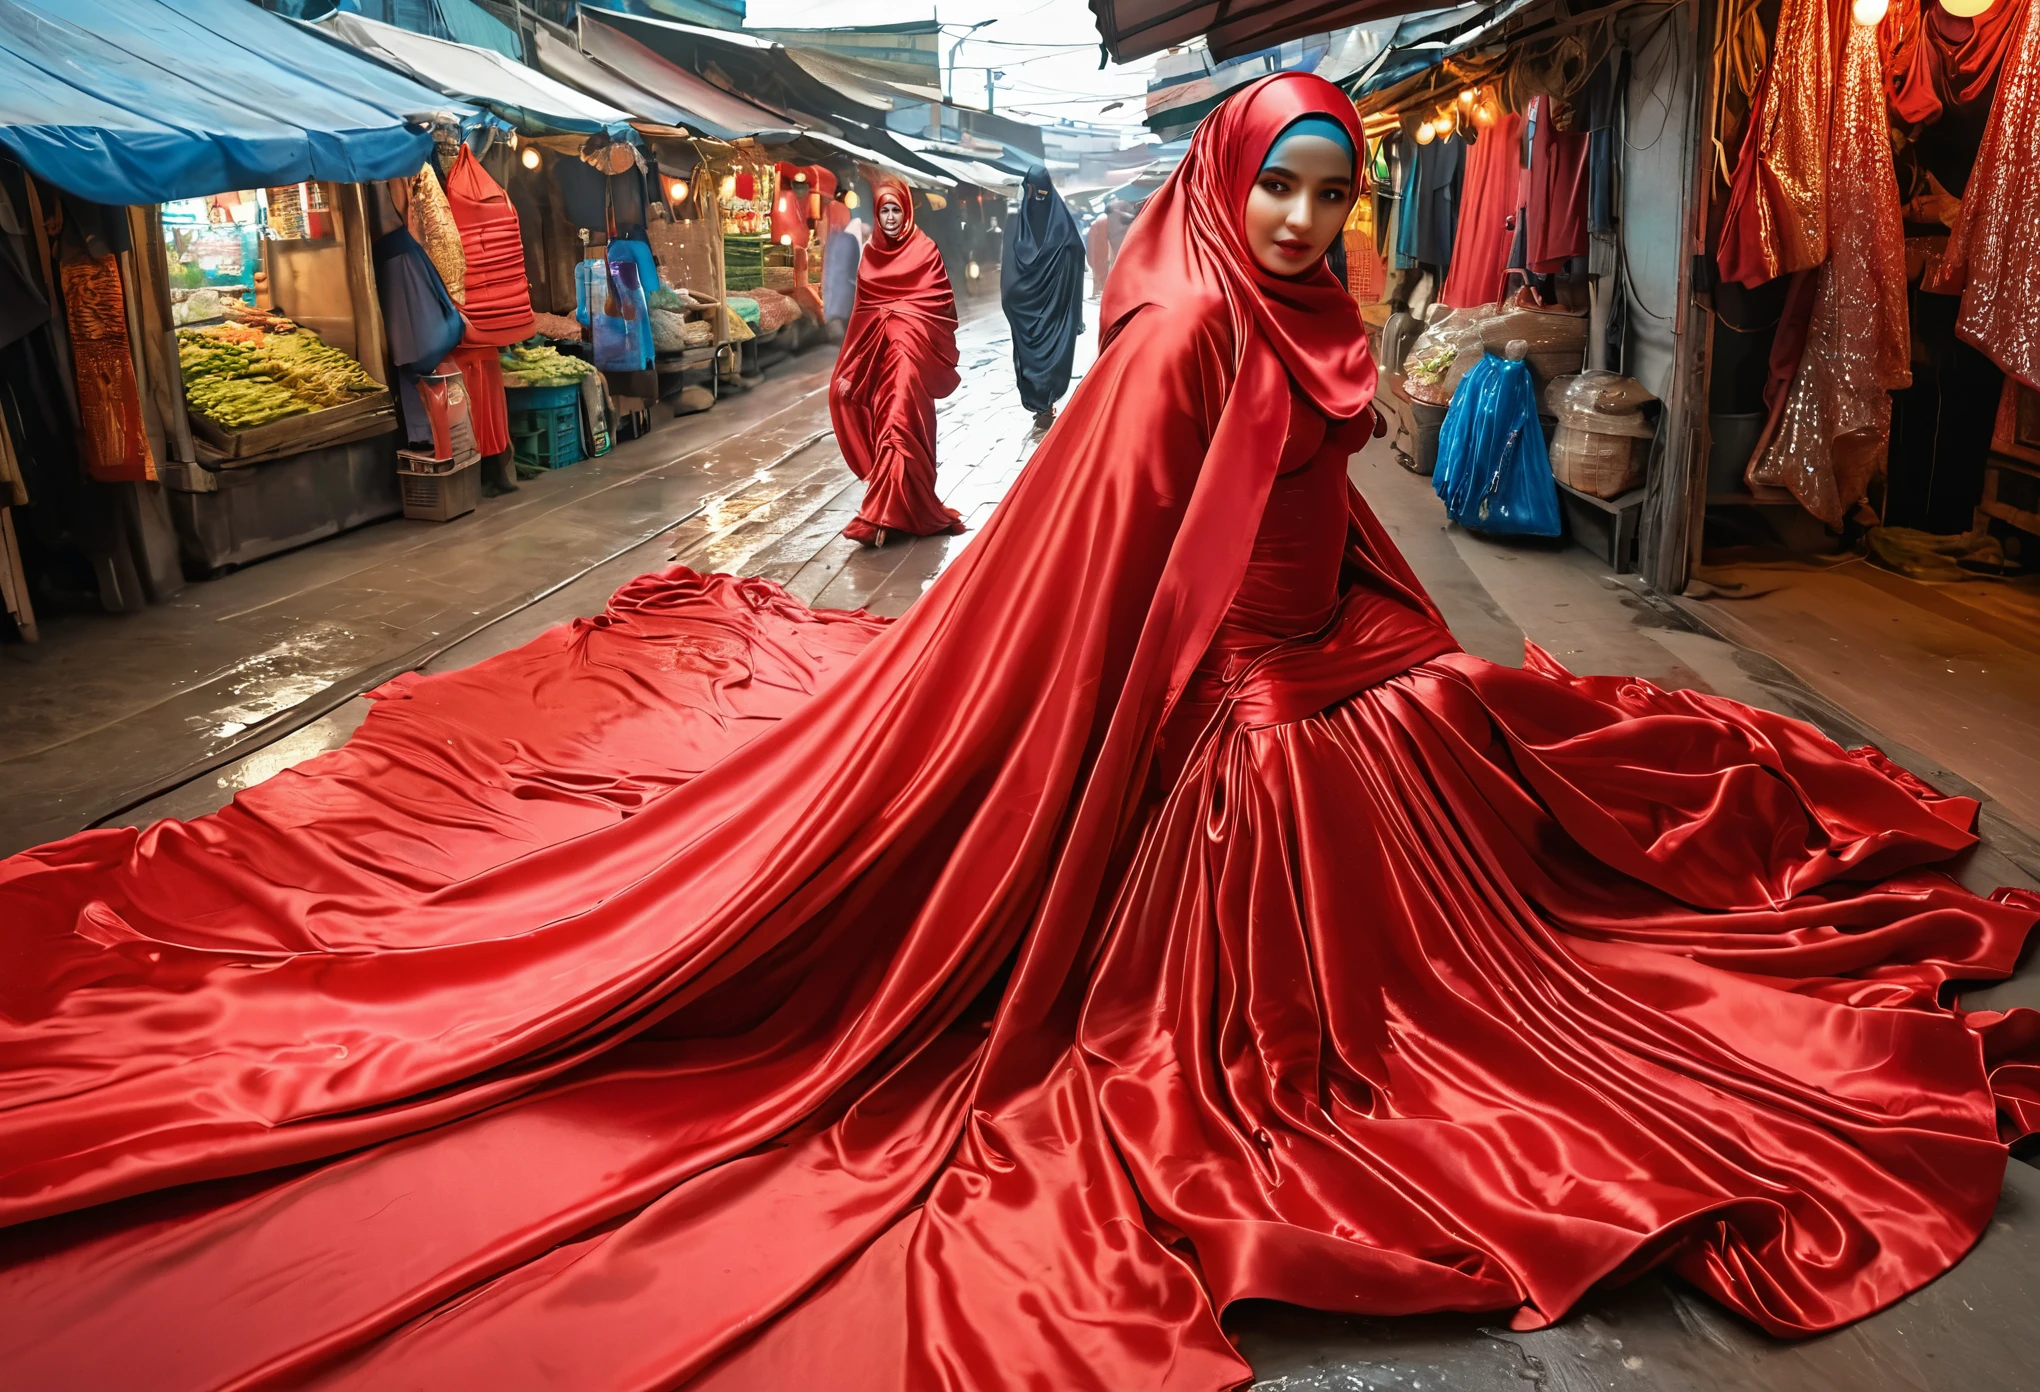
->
[1433,352,1561,537]
[592,257,653,372]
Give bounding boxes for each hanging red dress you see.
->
[1437,111,1525,308]
[829,178,964,543]
[445,145,536,455]
[1748,16,1912,521]
[1,76,2037,1392]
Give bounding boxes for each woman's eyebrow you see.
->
[1260,163,1299,179]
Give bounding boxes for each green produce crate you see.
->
[510,402,584,470]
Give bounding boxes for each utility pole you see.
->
[948,18,994,112]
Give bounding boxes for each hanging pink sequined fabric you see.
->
[1943,0,2040,391]
[1748,19,1910,524]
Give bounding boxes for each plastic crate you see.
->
[510,402,584,470]
[504,381,581,412]
[398,458,478,522]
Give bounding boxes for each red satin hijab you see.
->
[1105,72,1374,422]
[854,175,956,322]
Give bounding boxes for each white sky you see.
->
[745,0,1160,132]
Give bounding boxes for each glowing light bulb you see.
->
[1415,121,1435,145]
[719,174,736,200]
[667,179,686,201]
[1941,0,1991,14]
[1852,0,1889,20]
[1459,89,1476,108]
[1436,111,1455,138]
[844,191,859,209]
[520,147,541,170]
[779,233,793,246]
[967,260,980,279]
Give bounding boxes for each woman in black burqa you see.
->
[999,164,1085,429]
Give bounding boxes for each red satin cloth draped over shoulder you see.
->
[2,74,2039,1392]
[828,176,964,542]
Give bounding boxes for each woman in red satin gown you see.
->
[1,75,2036,1391]
[829,176,965,545]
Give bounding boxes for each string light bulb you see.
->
[667,178,687,201]
[1459,88,1476,108]
[967,260,981,279]
[1941,0,1991,14]
[1415,121,1436,145]
[780,233,793,246]
[520,147,541,170]
[1435,110,1455,138]
[719,174,736,200]
[1852,0,1889,20]
[1474,99,1498,128]
[844,190,859,209]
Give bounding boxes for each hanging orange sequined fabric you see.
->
[60,255,155,485]
[1943,0,2040,391]
[1748,18,1910,522]
[1717,0,1837,288]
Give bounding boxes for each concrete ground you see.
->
[6,305,2038,1390]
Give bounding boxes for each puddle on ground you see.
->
[183,625,366,745]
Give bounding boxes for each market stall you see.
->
[0,0,471,605]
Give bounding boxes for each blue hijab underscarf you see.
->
[1262,115,1357,174]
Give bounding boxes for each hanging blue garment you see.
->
[1433,352,1561,537]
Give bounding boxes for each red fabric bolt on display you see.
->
[445,144,536,347]
[0,72,2036,1392]
[829,176,965,542]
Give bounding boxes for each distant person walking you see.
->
[1000,165,1085,430]
[828,177,963,546]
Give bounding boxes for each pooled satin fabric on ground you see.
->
[828,176,963,541]
[2,74,2037,1392]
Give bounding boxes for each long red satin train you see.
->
[1,75,2036,1391]
[828,175,965,544]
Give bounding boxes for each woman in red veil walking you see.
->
[830,176,964,545]
[1,76,2037,1390]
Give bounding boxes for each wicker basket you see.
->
[1550,425,1642,499]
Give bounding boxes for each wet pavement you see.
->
[6,304,2038,1390]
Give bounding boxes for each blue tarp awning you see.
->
[0,0,469,206]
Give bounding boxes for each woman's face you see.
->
[1242,132,1355,277]
[877,197,906,238]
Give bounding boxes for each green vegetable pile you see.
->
[178,325,379,431]
[499,343,596,387]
